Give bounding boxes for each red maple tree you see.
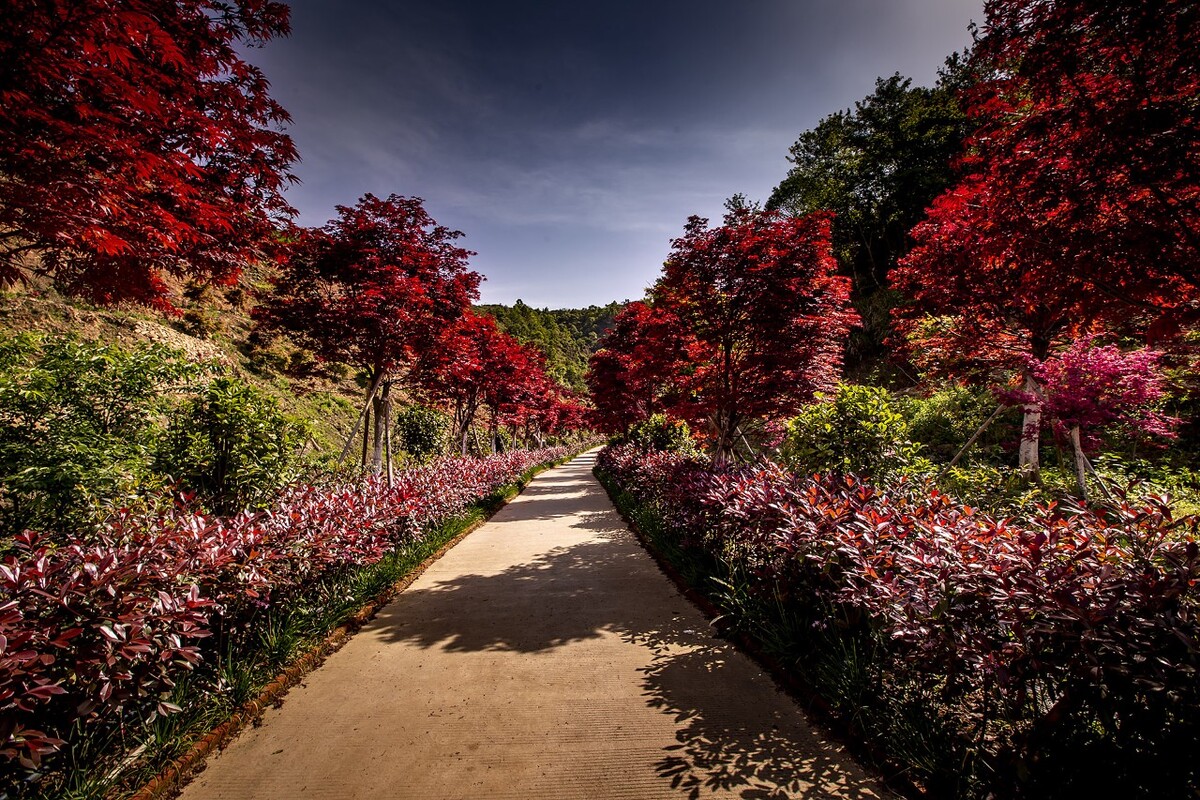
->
[1,0,298,307]
[255,194,479,469]
[534,392,589,444]
[653,208,856,463]
[415,312,520,455]
[482,342,550,451]
[417,312,585,454]
[893,0,1200,473]
[586,301,684,434]
[968,0,1200,317]
[1012,337,1177,498]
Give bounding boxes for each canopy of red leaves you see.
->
[653,209,857,455]
[0,0,299,308]
[255,194,480,377]
[586,301,685,433]
[894,0,1200,369]
[416,311,586,446]
[1006,336,1178,442]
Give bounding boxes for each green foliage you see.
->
[622,413,700,455]
[900,384,1014,464]
[937,464,1076,516]
[780,384,925,480]
[0,334,312,538]
[477,300,624,391]
[1090,453,1200,518]
[0,334,203,538]
[393,404,451,463]
[156,377,307,514]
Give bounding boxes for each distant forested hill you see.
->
[476,300,625,392]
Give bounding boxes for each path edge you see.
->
[594,464,925,800]
[125,451,583,800]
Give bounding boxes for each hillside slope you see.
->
[0,287,619,454]
[477,300,624,391]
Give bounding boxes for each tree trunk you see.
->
[360,404,371,468]
[338,368,384,467]
[711,410,737,466]
[457,399,478,456]
[370,381,392,476]
[1069,425,1088,500]
[737,425,755,462]
[385,404,395,487]
[1018,372,1043,477]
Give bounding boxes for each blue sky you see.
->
[250,0,983,308]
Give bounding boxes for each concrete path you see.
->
[179,450,889,800]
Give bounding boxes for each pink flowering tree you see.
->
[1016,337,1178,498]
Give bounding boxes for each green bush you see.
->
[622,413,700,454]
[780,384,926,480]
[936,464,1078,516]
[394,404,452,463]
[157,376,307,514]
[0,335,203,538]
[900,385,1014,464]
[1090,453,1200,518]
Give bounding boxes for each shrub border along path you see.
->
[594,467,924,800]
[595,444,1200,799]
[122,450,581,800]
[170,449,888,799]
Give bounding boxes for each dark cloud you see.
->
[250,0,982,307]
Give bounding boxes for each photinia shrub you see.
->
[0,447,570,775]
[597,443,1200,796]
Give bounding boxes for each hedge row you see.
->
[1,447,571,773]
[597,444,1200,797]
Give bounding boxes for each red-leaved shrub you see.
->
[1,447,569,770]
[597,444,1200,795]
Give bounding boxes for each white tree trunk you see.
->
[1018,373,1043,476]
[370,382,392,475]
[1069,425,1088,500]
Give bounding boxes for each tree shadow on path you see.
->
[367,455,888,798]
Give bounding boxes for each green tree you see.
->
[477,300,625,392]
[156,376,307,514]
[767,69,972,371]
[780,384,924,481]
[622,413,699,455]
[393,404,452,463]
